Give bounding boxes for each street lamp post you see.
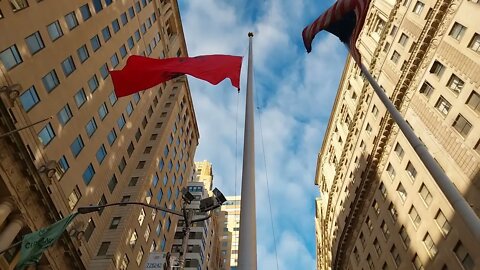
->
[77,187,226,270]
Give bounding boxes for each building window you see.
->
[109,91,117,106]
[448,74,464,95]
[57,104,73,126]
[82,163,95,185]
[47,20,63,41]
[70,135,84,157]
[120,254,129,270]
[98,102,108,120]
[373,238,382,255]
[388,202,398,221]
[85,118,98,137]
[65,11,79,30]
[38,123,55,146]
[135,1,141,12]
[68,185,81,210]
[419,183,433,206]
[110,217,121,229]
[128,6,135,18]
[80,4,92,21]
[129,230,138,248]
[452,114,472,137]
[386,163,396,179]
[469,33,480,53]
[58,155,69,173]
[96,144,107,164]
[107,129,117,145]
[391,51,400,64]
[394,143,404,160]
[120,44,128,58]
[413,1,424,14]
[88,75,99,93]
[412,254,424,270]
[449,22,466,41]
[93,0,103,13]
[379,182,387,199]
[423,232,438,257]
[121,12,128,25]
[84,218,95,241]
[381,221,390,239]
[399,226,410,248]
[435,96,451,117]
[117,114,126,130]
[25,31,45,54]
[419,81,434,97]
[61,56,76,76]
[104,175,117,195]
[430,60,445,77]
[454,241,475,270]
[19,86,40,112]
[118,157,127,173]
[102,26,111,42]
[90,35,101,52]
[100,63,109,79]
[406,161,417,180]
[97,242,110,256]
[391,245,401,266]
[136,248,144,265]
[466,91,480,113]
[42,70,60,92]
[127,142,134,157]
[111,19,120,33]
[74,88,87,108]
[128,36,134,49]
[398,33,409,46]
[435,210,451,236]
[134,30,141,41]
[137,161,146,169]
[396,183,407,203]
[475,139,480,155]
[77,44,90,63]
[0,45,23,70]
[97,194,107,215]
[137,208,146,226]
[409,206,421,228]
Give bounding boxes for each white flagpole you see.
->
[353,57,480,241]
[238,32,257,270]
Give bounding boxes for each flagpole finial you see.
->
[248,32,254,37]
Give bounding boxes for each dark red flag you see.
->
[110,55,242,97]
[302,0,371,64]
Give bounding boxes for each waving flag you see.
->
[110,55,242,97]
[302,0,371,64]
[16,213,78,269]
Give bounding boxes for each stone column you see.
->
[0,200,14,227]
[0,217,24,251]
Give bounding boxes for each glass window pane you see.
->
[65,12,79,30]
[57,104,73,126]
[42,70,60,92]
[102,26,111,42]
[0,45,23,70]
[19,86,40,112]
[47,21,63,41]
[74,88,87,108]
[80,4,92,21]
[61,56,76,76]
[77,44,90,63]
[90,35,101,52]
[25,32,45,54]
[38,123,55,146]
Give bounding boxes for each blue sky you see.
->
[178,0,347,268]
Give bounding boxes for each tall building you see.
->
[0,0,199,269]
[218,196,240,270]
[315,0,480,269]
[170,160,221,270]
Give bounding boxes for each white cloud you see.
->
[179,0,345,268]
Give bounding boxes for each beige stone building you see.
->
[170,160,221,270]
[315,0,480,269]
[217,196,240,270]
[0,0,199,269]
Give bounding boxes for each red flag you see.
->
[302,0,370,64]
[110,55,242,97]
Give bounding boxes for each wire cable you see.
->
[257,106,280,270]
